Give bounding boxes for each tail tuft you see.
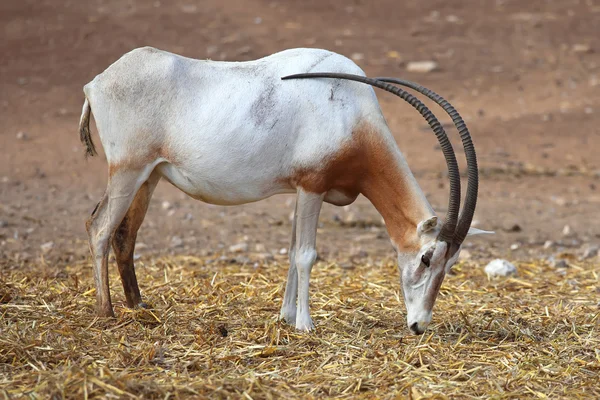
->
[79,98,97,158]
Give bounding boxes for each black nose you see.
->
[410,322,424,335]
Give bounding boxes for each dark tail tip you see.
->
[79,98,97,158]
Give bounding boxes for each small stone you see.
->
[460,249,472,260]
[235,45,252,56]
[254,17,262,24]
[406,61,438,73]
[279,248,288,255]
[16,131,28,140]
[180,4,197,13]
[344,212,357,223]
[551,196,568,206]
[234,256,251,265]
[339,262,355,270]
[580,245,599,260]
[562,225,573,237]
[543,240,554,249]
[255,243,266,252]
[446,15,461,23]
[553,259,570,269]
[351,53,364,61]
[206,45,219,56]
[356,249,369,257]
[256,252,274,261]
[386,50,402,59]
[510,243,520,250]
[484,259,517,277]
[40,241,55,253]
[229,242,249,253]
[572,43,592,54]
[170,236,184,248]
[161,201,173,210]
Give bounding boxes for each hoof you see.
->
[280,307,297,325]
[97,307,115,318]
[295,315,315,332]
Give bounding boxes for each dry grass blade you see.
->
[0,256,599,398]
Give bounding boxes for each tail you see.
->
[79,97,97,157]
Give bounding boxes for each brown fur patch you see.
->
[112,181,152,307]
[108,143,171,178]
[286,123,430,252]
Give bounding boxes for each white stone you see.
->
[170,236,183,247]
[406,61,438,73]
[40,241,55,253]
[580,245,599,260]
[229,242,249,253]
[255,243,266,252]
[484,259,517,277]
[572,43,592,53]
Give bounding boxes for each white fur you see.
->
[85,47,383,205]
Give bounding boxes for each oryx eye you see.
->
[421,254,431,268]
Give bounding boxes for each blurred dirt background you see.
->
[1,0,599,272]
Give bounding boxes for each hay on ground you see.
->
[0,254,599,398]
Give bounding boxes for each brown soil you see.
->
[2,0,599,266]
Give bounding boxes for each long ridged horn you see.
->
[281,72,461,243]
[376,77,478,252]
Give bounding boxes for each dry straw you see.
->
[1,254,599,398]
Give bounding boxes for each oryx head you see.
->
[399,217,490,334]
[372,76,490,335]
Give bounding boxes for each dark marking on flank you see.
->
[250,80,277,128]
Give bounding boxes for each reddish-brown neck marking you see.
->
[291,123,435,252]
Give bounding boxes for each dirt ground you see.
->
[1,0,599,397]
[2,0,600,265]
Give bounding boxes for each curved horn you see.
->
[281,72,460,243]
[376,77,478,251]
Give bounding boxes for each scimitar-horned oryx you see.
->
[79,47,489,334]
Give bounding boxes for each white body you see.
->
[81,47,467,333]
[86,47,392,205]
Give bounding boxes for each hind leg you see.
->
[112,171,160,308]
[87,166,155,317]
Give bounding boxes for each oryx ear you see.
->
[417,216,439,237]
[466,227,495,236]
